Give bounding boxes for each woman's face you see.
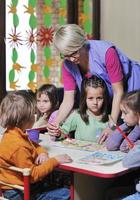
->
[86,86,104,116]
[63,50,80,64]
[37,93,51,114]
[120,103,139,126]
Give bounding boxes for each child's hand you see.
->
[42,113,48,119]
[35,153,49,165]
[54,154,73,164]
[98,127,112,144]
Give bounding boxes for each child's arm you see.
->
[106,123,129,151]
[32,141,48,155]
[35,153,49,165]
[11,146,72,183]
[123,145,140,168]
[33,114,47,128]
[120,125,140,152]
[48,110,78,139]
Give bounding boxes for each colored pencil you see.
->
[109,115,134,149]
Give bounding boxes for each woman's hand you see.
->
[35,153,49,165]
[54,154,73,164]
[47,122,61,137]
[98,127,112,144]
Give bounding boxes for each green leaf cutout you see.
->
[29,0,37,8]
[44,14,52,27]
[84,20,92,34]
[43,66,50,78]
[12,48,18,63]
[30,49,35,64]
[9,69,15,83]
[60,0,67,8]
[58,17,65,25]
[44,47,51,59]
[44,0,52,6]
[12,0,18,7]
[29,15,37,29]
[29,70,35,81]
[13,14,19,27]
[83,0,89,14]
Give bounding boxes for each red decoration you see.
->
[25,29,38,48]
[38,26,54,46]
[7,28,23,47]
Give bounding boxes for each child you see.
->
[105,90,140,200]
[50,75,109,142]
[33,84,58,128]
[121,90,140,200]
[0,91,72,200]
[106,91,140,152]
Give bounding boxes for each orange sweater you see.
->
[0,127,58,189]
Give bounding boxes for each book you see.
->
[78,151,125,165]
[53,138,104,151]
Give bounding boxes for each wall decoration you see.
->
[5,0,97,92]
[7,0,23,90]
[79,0,93,39]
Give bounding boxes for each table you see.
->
[39,134,132,200]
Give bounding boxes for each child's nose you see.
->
[93,99,97,104]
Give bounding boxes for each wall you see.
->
[100,0,140,62]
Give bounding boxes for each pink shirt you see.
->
[62,47,123,91]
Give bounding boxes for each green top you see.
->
[60,110,108,142]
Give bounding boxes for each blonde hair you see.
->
[0,91,36,129]
[53,24,86,56]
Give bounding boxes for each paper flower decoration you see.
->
[25,29,38,48]
[7,28,22,47]
[38,26,54,46]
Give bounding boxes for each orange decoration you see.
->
[79,13,88,24]
[24,5,35,14]
[27,81,37,93]
[31,64,40,72]
[59,8,66,17]
[10,80,20,90]
[8,5,17,14]
[42,6,52,14]
[45,58,54,67]
[13,63,25,72]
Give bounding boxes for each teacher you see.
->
[48,24,140,143]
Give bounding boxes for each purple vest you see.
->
[64,40,140,97]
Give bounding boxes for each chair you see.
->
[0,166,31,200]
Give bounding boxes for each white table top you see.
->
[39,134,129,178]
